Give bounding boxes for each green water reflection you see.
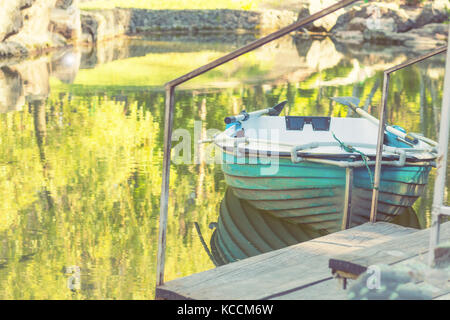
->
[0,35,448,299]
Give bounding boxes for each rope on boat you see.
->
[194,222,218,267]
[332,132,377,190]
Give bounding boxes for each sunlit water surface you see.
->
[0,34,448,299]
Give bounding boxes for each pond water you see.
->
[0,33,448,299]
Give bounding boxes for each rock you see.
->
[309,0,345,32]
[0,41,28,58]
[50,5,82,41]
[8,0,58,50]
[0,0,84,59]
[332,3,373,32]
[367,17,397,33]
[80,12,98,42]
[362,15,403,45]
[413,4,449,29]
[400,23,448,49]
[334,30,364,43]
[380,5,415,33]
[19,0,36,9]
[296,5,310,22]
[339,2,448,47]
[0,2,23,42]
[347,17,367,32]
[51,32,68,47]
[409,23,449,38]
[80,9,131,42]
[296,0,345,32]
[363,28,414,45]
[332,1,448,34]
[259,9,297,33]
[396,19,416,33]
[55,0,74,10]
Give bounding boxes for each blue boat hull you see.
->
[222,152,431,234]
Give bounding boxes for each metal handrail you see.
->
[369,45,448,223]
[156,0,360,287]
[428,29,450,266]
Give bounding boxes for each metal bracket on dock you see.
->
[332,269,360,290]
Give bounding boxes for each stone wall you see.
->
[81,9,132,43]
[79,2,448,45]
[0,0,81,58]
[80,8,298,43]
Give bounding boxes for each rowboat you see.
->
[213,97,437,234]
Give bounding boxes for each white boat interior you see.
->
[214,115,437,163]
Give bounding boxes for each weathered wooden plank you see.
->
[329,222,450,277]
[434,292,450,300]
[269,278,348,300]
[156,222,417,300]
[277,279,449,300]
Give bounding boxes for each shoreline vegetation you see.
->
[0,0,448,60]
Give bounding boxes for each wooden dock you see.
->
[156,221,450,300]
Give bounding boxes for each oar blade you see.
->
[268,100,287,116]
[330,96,361,111]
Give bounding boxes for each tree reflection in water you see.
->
[0,35,447,299]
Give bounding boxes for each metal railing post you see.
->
[370,72,389,222]
[156,86,175,287]
[428,25,450,266]
[342,167,354,229]
[370,46,447,223]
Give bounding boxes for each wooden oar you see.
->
[224,100,287,124]
[331,96,419,146]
